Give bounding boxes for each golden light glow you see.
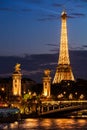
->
[43,69,51,97]
[12,63,22,96]
[1,87,5,91]
[69,93,73,100]
[53,11,75,83]
[79,94,84,100]
[44,69,51,76]
[44,89,48,96]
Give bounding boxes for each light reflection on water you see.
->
[0,118,87,130]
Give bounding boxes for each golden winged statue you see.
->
[15,63,21,72]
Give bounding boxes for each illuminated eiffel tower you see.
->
[53,11,75,84]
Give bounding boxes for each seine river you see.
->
[0,118,87,130]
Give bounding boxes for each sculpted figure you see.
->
[15,63,21,72]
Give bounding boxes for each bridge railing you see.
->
[38,100,87,114]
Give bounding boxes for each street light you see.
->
[69,93,73,100]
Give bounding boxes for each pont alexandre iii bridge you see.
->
[37,100,87,118]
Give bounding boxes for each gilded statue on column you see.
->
[15,63,21,72]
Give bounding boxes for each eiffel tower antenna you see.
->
[53,11,75,84]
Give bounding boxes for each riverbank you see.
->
[1,118,87,130]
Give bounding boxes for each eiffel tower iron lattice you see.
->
[53,11,75,84]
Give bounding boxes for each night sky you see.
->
[0,0,87,82]
[0,0,87,56]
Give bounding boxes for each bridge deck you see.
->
[38,102,87,117]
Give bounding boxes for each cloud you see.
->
[22,69,43,76]
[0,73,12,77]
[67,15,76,19]
[52,3,63,7]
[71,13,86,17]
[37,18,50,21]
[82,45,87,50]
[0,53,87,83]
[52,0,71,8]
[46,44,58,46]
[0,7,15,12]
[37,17,57,21]
[65,12,86,19]
[37,11,85,21]
[49,49,59,52]
[40,62,57,67]
[81,0,87,3]
[76,4,85,8]
[46,44,59,52]
[82,45,87,48]
[69,45,85,51]
[0,7,32,13]
[37,14,59,21]
[21,8,32,12]
[22,0,42,4]
[29,0,42,4]
[0,0,4,4]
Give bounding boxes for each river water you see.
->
[0,118,87,130]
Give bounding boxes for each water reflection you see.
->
[77,119,87,127]
[55,119,75,129]
[0,118,87,130]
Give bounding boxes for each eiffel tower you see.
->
[53,11,75,84]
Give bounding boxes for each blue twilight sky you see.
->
[0,0,87,56]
